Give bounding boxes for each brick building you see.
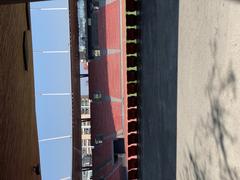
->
[88,0,129,179]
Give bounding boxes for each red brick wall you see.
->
[89,0,127,179]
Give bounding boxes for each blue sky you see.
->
[31,0,72,179]
[31,0,88,178]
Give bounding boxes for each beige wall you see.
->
[177,1,240,179]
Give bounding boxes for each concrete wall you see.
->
[177,1,240,180]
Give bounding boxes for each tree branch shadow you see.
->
[181,59,238,180]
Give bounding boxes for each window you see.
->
[85,99,89,106]
[81,108,90,114]
[88,147,91,154]
[86,108,89,114]
[82,148,87,155]
[83,140,85,146]
[84,128,90,134]
[88,140,91,146]
[81,99,85,106]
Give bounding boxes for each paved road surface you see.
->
[140,0,240,180]
[139,0,179,179]
[177,1,240,180]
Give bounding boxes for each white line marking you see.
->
[39,135,72,142]
[40,93,72,96]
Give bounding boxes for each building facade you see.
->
[81,95,92,179]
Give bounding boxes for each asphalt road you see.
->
[139,0,240,180]
[139,0,179,180]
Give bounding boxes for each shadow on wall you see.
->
[180,50,238,179]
